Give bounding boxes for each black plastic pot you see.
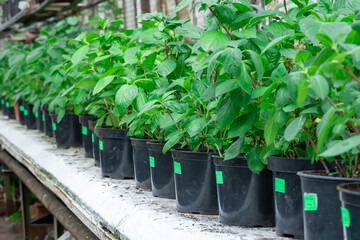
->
[7,104,15,120]
[42,108,53,137]
[147,142,176,199]
[0,97,4,112]
[50,113,82,148]
[130,138,152,191]
[97,127,134,179]
[338,182,360,240]
[17,100,26,125]
[298,171,360,240]
[24,104,37,129]
[88,120,100,166]
[171,150,218,215]
[267,156,325,238]
[79,115,97,158]
[214,155,274,226]
[35,108,44,132]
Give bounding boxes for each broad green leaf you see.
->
[296,80,309,106]
[124,47,140,65]
[238,61,253,94]
[221,48,242,77]
[199,31,228,51]
[26,48,44,64]
[320,136,360,158]
[76,78,97,90]
[186,117,206,137]
[274,109,286,127]
[71,45,89,65]
[215,79,240,96]
[138,100,159,116]
[316,33,333,47]
[309,75,329,100]
[249,10,277,26]
[228,113,256,138]
[261,34,297,54]
[247,145,265,174]
[163,131,185,154]
[224,138,244,160]
[275,88,289,107]
[284,116,306,141]
[173,0,193,14]
[157,60,176,76]
[264,113,278,146]
[317,107,337,152]
[143,52,157,69]
[115,84,139,113]
[93,75,115,95]
[216,98,238,128]
[248,50,264,81]
[175,23,204,39]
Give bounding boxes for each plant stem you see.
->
[250,75,262,87]
[166,110,193,150]
[340,65,360,86]
[165,40,169,60]
[209,7,233,40]
[212,66,219,84]
[283,0,288,15]
[354,154,359,177]
[156,127,165,141]
[103,95,115,128]
[291,142,299,158]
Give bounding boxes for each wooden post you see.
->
[20,181,31,240]
[2,164,16,216]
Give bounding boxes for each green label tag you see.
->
[341,207,350,228]
[82,126,87,135]
[92,134,94,143]
[304,193,317,211]
[216,171,224,184]
[99,140,103,150]
[24,110,28,116]
[275,177,285,193]
[6,102,9,108]
[19,105,24,111]
[35,112,38,118]
[1,99,4,104]
[42,115,45,122]
[149,156,155,168]
[52,123,57,131]
[174,161,181,174]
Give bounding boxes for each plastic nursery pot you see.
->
[7,104,15,120]
[97,127,134,179]
[171,150,218,215]
[88,120,100,166]
[298,170,360,240]
[50,113,82,148]
[79,115,97,158]
[17,100,26,125]
[147,142,176,199]
[42,108,53,137]
[337,182,360,240]
[35,108,43,132]
[2,99,8,116]
[267,156,325,238]
[24,103,37,130]
[214,155,274,226]
[130,138,152,191]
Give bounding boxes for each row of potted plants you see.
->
[1,0,360,239]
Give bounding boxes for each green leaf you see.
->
[138,100,159,116]
[157,60,176,76]
[308,75,329,100]
[143,52,157,69]
[265,0,274,5]
[274,109,286,127]
[110,19,124,25]
[238,61,253,94]
[186,117,206,137]
[173,0,193,14]
[275,88,289,107]
[247,50,264,81]
[216,98,238,128]
[296,80,309,106]
[249,10,277,26]
[175,23,204,39]
[115,84,139,114]
[71,45,89,65]
[26,48,44,64]
[228,113,256,138]
[316,33,333,47]
[264,113,278,146]
[320,136,360,158]
[317,107,337,152]
[93,75,115,95]
[76,78,97,90]
[247,145,265,174]
[284,116,306,141]
[199,31,228,51]
[163,131,185,154]
[221,48,242,77]
[215,79,241,96]
[124,47,140,65]
[261,34,297,54]
[224,138,244,160]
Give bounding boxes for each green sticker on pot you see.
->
[42,115,45,122]
[92,134,94,143]
[304,193,317,211]
[19,105,24,111]
[24,110,28,116]
[174,161,181,174]
[341,207,350,228]
[99,140,103,150]
[6,102,9,108]
[215,171,223,184]
[82,126,87,135]
[275,177,285,193]
[149,156,155,168]
[35,112,38,118]
[1,99,4,104]
[52,122,57,131]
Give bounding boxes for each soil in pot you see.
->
[214,155,274,226]
[17,100,26,125]
[171,150,218,215]
[50,113,82,148]
[338,182,360,240]
[298,170,360,240]
[267,156,325,238]
[42,108,53,137]
[130,138,152,191]
[88,120,100,166]
[24,104,37,129]
[147,142,176,199]
[97,127,134,179]
[79,115,97,158]
[35,108,43,132]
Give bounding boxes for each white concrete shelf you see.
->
[0,115,290,240]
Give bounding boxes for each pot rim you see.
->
[297,170,360,182]
[337,182,360,196]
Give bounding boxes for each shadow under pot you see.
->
[298,170,360,240]
[17,100,26,125]
[50,113,82,148]
[35,108,43,132]
[214,155,274,226]
[131,138,152,191]
[88,121,100,167]
[337,182,360,240]
[97,127,134,179]
[79,115,97,158]
[42,108,53,137]
[267,156,325,238]
[171,150,218,215]
[147,142,175,199]
[24,103,37,130]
